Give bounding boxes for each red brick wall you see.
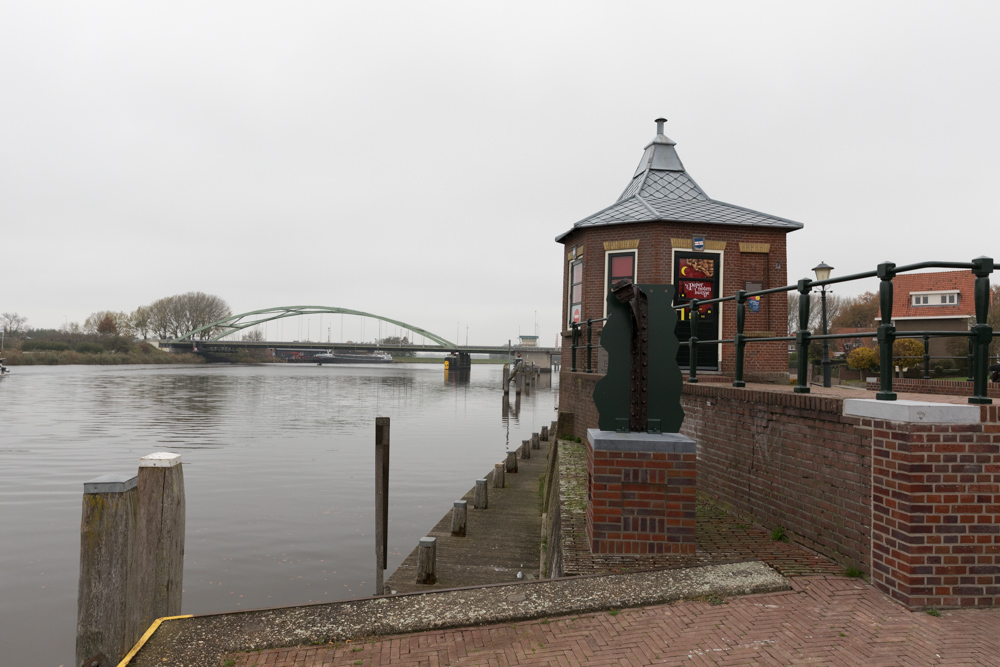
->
[559,372,871,571]
[681,384,871,572]
[558,222,791,381]
[586,445,697,555]
[869,406,1000,609]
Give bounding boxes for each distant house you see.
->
[890,270,975,358]
[831,326,876,355]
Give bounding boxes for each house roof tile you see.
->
[891,270,976,319]
[555,119,804,243]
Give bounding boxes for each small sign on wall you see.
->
[692,235,706,252]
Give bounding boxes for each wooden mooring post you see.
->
[540,425,549,441]
[76,452,185,667]
[531,432,540,449]
[375,417,390,595]
[416,537,437,584]
[520,439,531,459]
[505,450,518,473]
[474,478,488,509]
[451,500,467,537]
[76,474,139,667]
[502,363,510,394]
[493,462,505,488]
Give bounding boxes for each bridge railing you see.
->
[569,257,996,404]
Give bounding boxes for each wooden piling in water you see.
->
[450,500,467,537]
[493,463,505,488]
[473,478,488,509]
[77,451,185,667]
[416,537,437,584]
[134,453,185,629]
[374,417,390,595]
[502,364,509,394]
[76,474,140,667]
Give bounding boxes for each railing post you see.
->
[967,338,975,383]
[795,279,811,394]
[688,300,699,384]
[733,290,747,388]
[876,262,897,401]
[586,318,593,373]
[923,335,931,380]
[570,323,578,373]
[970,256,994,404]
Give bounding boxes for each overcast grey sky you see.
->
[2,1,998,346]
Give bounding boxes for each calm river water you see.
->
[0,363,556,666]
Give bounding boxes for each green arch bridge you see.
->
[161,305,558,363]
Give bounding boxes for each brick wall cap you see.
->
[843,399,980,424]
[588,428,697,453]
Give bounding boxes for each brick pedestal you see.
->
[846,400,1000,609]
[586,429,697,555]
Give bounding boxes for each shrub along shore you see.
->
[1,338,204,365]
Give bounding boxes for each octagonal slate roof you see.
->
[555,119,804,242]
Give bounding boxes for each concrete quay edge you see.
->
[124,560,788,667]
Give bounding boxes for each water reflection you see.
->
[0,363,557,667]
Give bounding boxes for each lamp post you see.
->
[812,261,834,388]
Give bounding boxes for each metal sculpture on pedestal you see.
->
[593,279,685,433]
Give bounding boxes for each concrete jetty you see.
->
[385,439,549,593]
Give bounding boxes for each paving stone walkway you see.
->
[230,575,1000,666]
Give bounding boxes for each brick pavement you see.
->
[230,575,1000,666]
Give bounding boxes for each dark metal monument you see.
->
[593,279,684,433]
[587,279,696,555]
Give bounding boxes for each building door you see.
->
[673,251,720,371]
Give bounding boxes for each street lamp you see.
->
[812,261,834,388]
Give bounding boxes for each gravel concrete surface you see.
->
[127,560,787,666]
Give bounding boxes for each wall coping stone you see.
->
[587,429,696,453]
[843,398,980,424]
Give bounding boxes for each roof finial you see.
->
[655,117,667,135]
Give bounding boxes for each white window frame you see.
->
[602,248,639,319]
[568,258,584,328]
[910,290,960,307]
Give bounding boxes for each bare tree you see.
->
[241,328,265,342]
[787,292,846,335]
[1,312,27,335]
[130,306,151,340]
[145,292,231,339]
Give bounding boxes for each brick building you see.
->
[556,119,804,419]
[890,270,976,359]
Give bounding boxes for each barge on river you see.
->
[315,351,393,364]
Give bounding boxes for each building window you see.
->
[604,251,636,315]
[568,259,583,326]
[911,291,959,307]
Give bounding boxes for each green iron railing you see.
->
[569,257,996,405]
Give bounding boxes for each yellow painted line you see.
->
[116,614,193,667]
